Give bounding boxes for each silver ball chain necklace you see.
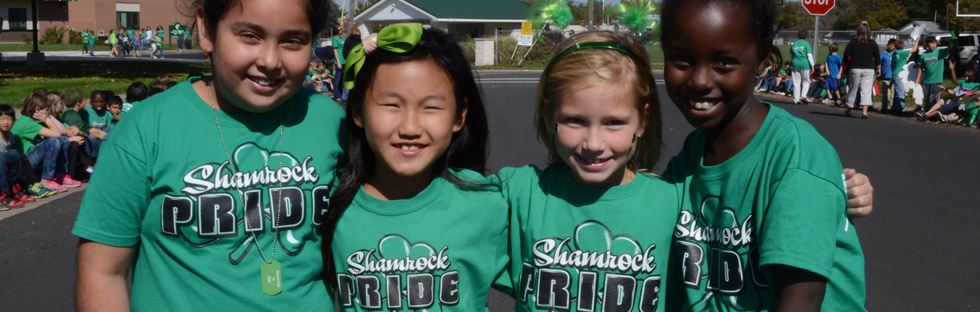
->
[206,79,285,296]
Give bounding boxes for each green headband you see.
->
[542,41,651,91]
[343,23,424,90]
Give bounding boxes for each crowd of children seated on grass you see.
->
[0,75,179,211]
[755,36,980,128]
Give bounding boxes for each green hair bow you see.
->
[528,0,573,34]
[604,0,659,35]
[343,23,424,90]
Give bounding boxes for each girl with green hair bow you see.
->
[321,23,508,311]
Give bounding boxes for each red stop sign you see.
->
[801,0,835,16]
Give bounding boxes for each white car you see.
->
[936,32,980,70]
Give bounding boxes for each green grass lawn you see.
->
[0,61,210,107]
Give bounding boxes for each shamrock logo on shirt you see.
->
[175,142,313,265]
[573,220,643,256]
[378,234,438,260]
[694,195,753,249]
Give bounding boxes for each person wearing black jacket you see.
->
[342,27,362,61]
[842,21,880,119]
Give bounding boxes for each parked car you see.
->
[936,32,980,72]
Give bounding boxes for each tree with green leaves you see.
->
[777,2,804,29]
[354,0,383,17]
[325,0,342,32]
[836,0,907,29]
[945,1,980,31]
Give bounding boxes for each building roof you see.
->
[404,0,529,19]
[896,21,943,34]
[358,0,530,21]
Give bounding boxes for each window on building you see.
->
[8,8,27,30]
[117,11,139,29]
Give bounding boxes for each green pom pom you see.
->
[552,4,573,29]
[604,0,658,33]
[529,0,574,31]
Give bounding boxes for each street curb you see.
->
[755,92,980,132]
[0,184,86,222]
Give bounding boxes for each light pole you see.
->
[588,0,594,30]
[27,0,44,65]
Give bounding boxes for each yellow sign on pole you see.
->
[521,21,533,36]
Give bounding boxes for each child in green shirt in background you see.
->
[891,39,911,114]
[913,35,954,111]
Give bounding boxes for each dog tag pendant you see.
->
[260,260,283,296]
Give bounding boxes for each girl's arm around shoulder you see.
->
[844,169,873,217]
[769,114,875,218]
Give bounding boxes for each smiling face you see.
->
[662,1,765,130]
[90,93,106,112]
[553,80,646,187]
[355,58,466,182]
[197,0,312,113]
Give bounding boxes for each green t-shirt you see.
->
[332,35,346,65]
[665,104,866,311]
[121,101,135,118]
[499,164,679,312]
[88,33,97,46]
[60,109,91,134]
[791,39,813,70]
[127,29,135,40]
[81,107,112,130]
[110,32,118,45]
[958,79,980,92]
[10,117,44,154]
[81,31,90,45]
[71,78,346,310]
[330,171,508,311]
[917,47,950,84]
[891,49,910,77]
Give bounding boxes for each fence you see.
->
[775,30,923,47]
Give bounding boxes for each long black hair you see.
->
[320,26,490,289]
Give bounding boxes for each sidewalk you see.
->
[2,49,206,63]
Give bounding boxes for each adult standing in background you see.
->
[87,30,96,56]
[81,29,90,55]
[174,23,186,52]
[331,26,347,102]
[791,29,814,105]
[341,27,361,68]
[842,21,880,119]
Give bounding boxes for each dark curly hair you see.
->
[661,0,781,64]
